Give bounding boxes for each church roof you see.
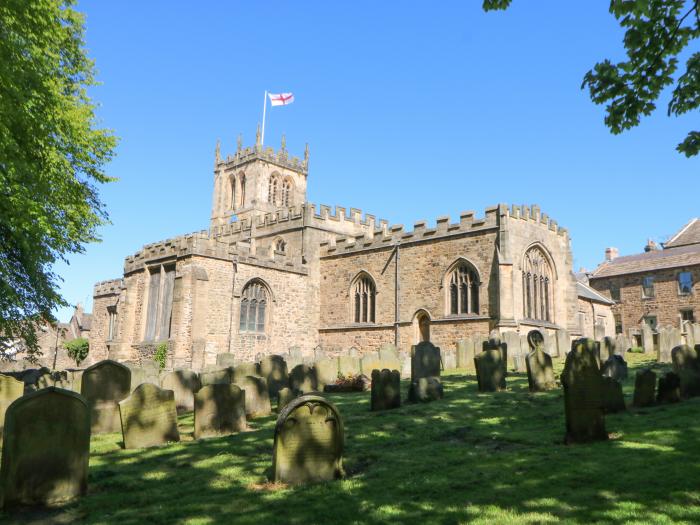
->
[663,218,700,249]
[591,242,700,279]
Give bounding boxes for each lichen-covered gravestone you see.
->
[0,387,90,508]
[272,395,344,485]
[525,330,556,392]
[338,355,361,377]
[475,347,507,392]
[633,369,657,407]
[234,375,271,418]
[371,369,401,411]
[601,377,626,413]
[118,383,180,449]
[314,358,339,389]
[81,360,131,434]
[160,369,201,413]
[407,376,443,402]
[277,387,297,411]
[0,374,25,447]
[408,342,442,402]
[194,384,246,439]
[561,338,607,444]
[657,372,681,404]
[200,367,232,387]
[601,337,616,362]
[456,339,475,371]
[260,355,288,398]
[289,364,319,394]
[671,344,700,398]
[232,362,261,384]
[601,355,628,382]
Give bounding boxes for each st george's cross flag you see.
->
[268,92,294,106]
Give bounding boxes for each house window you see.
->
[643,315,657,330]
[144,264,175,342]
[447,262,479,315]
[614,314,622,334]
[678,272,693,295]
[353,274,376,323]
[642,276,655,298]
[610,283,621,302]
[239,281,268,334]
[107,306,117,341]
[523,246,554,322]
[681,309,695,324]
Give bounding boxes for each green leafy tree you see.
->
[0,1,116,359]
[483,0,700,156]
[154,342,168,370]
[63,336,89,366]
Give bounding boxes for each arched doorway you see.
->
[413,310,431,344]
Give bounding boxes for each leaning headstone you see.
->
[411,342,441,380]
[671,344,700,398]
[601,355,628,382]
[456,339,475,370]
[215,353,237,368]
[633,369,657,407]
[272,394,344,485]
[118,383,179,449]
[260,355,288,398]
[0,388,90,508]
[657,372,681,404]
[161,369,201,413]
[370,369,401,411]
[561,338,607,444]
[194,384,246,439]
[314,358,339,389]
[200,367,232,387]
[475,348,507,392]
[234,375,271,418]
[641,323,654,354]
[81,360,131,434]
[601,377,626,413]
[0,375,25,447]
[231,362,260,384]
[289,364,319,394]
[408,376,443,403]
[525,338,555,393]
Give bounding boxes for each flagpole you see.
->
[261,90,267,146]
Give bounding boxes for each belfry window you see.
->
[281,179,292,206]
[353,274,376,323]
[522,246,554,322]
[239,281,268,334]
[268,175,279,205]
[447,262,479,315]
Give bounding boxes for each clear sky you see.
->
[55,0,699,320]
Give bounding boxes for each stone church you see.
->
[88,134,602,370]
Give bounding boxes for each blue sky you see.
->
[55,1,699,320]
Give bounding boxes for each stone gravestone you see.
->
[289,364,319,394]
[482,337,508,363]
[475,348,507,392]
[338,355,361,377]
[272,394,344,485]
[633,369,657,407]
[370,369,401,411]
[194,384,246,439]
[232,362,260,384]
[671,344,700,398]
[0,374,25,447]
[81,360,131,434]
[525,330,555,392]
[200,367,232,387]
[614,334,630,356]
[0,387,90,508]
[601,377,626,413]
[555,329,569,358]
[215,353,237,368]
[407,376,443,402]
[277,387,297,411]
[161,369,201,414]
[641,323,654,354]
[542,330,557,359]
[314,358,339,390]
[456,339,475,371]
[442,348,457,370]
[601,337,616,362]
[260,355,288,398]
[503,331,522,371]
[234,375,271,418]
[118,383,180,449]
[594,321,605,341]
[601,355,628,382]
[657,372,681,404]
[359,351,382,377]
[658,327,680,363]
[408,342,442,402]
[561,338,607,444]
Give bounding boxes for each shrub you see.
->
[628,347,644,354]
[63,337,89,366]
[154,342,168,370]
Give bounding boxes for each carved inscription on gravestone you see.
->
[272,395,344,485]
[119,383,180,449]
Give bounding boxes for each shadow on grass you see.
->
[3,353,699,524]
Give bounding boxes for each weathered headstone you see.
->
[0,387,90,508]
[277,387,297,411]
[231,362,260,384]
[408,376,443,402]
[370,369,401,411]
[200,367,232,387]
[671,344,700,398]
[314,358,339,389]
[289,364,319,394]
[475,348,507,392]
[161,369,201,413]
[442,348,457,370]
[0,375,25,447]
[614,334,630,356]
[194,383,246,439]
[503,331,522,370]
[119,383,179,449]
[411,342,441,380]
[260,355,289,398]
[378,344,399,362]
[561,338,607,444]
[81,360,131,433]
[657,372,681,404]
[338,355,361,377]
[359,351,383,377]
[601,377,626,413]
[525,347,555,392]
[542,330,556,359]
[456,339,475,370]
[215,353,237,368]
[601,355,628,382]
[555,329,569,358]
[601,337,616,362]
[594,321,605,341]
[234,375,271,418]
[272,394,344,485]
[658,327,682,363]
[641,323,654,354]
[129,363,160,390]
[633,369,656,407]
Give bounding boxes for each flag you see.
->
[268,92,294,106]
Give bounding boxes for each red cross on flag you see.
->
[268,92,294,106]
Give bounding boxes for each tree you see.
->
[63,337,89,366]
[0,1,116,360]
[483,1,700,156]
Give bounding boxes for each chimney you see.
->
[644,239,659,252]
[605,247,619,262]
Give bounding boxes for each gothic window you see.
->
[229,176,236,209]
[352,274,376,323]
[239,174,246,208]
[522,246,554,322]
[107,306,117,341]
[144,264,175,341]
[268,174,280,205]
[446,261,479,315]
[281,179,293,207]
[275,238,286,253]
[239,281,268,334]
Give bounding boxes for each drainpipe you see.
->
[394,243,400,347]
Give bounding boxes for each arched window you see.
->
[522,246,554,322]
[446,261,479,315]
[352,274,376,323]
[268,174,279,205]
[281,179,293,207]
[239,281,268,334]
[275,238,286,253]
[229,176,237,209]
[239,174,246,208]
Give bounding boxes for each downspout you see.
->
[394,243,400,347]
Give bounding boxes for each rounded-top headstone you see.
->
[81,359,131,434]
[527,329,544,351]
[118,383,180,449]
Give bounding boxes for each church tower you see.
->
[210,127,309,228]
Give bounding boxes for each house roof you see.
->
[79,313,92,331]
[664,218,700,249]
[576,277,614,304]
[591,242,700,279]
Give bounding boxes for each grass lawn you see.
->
[3,353,700,525]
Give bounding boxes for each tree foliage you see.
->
[483,0,700,156]
[0,1,116,359]
[63,336,89,366]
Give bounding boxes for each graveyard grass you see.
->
[4,354,700,524]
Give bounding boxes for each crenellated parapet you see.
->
[217,139,308,176]
[123,231,224,274]
[93,278,124,297]
[507,203,569,240]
